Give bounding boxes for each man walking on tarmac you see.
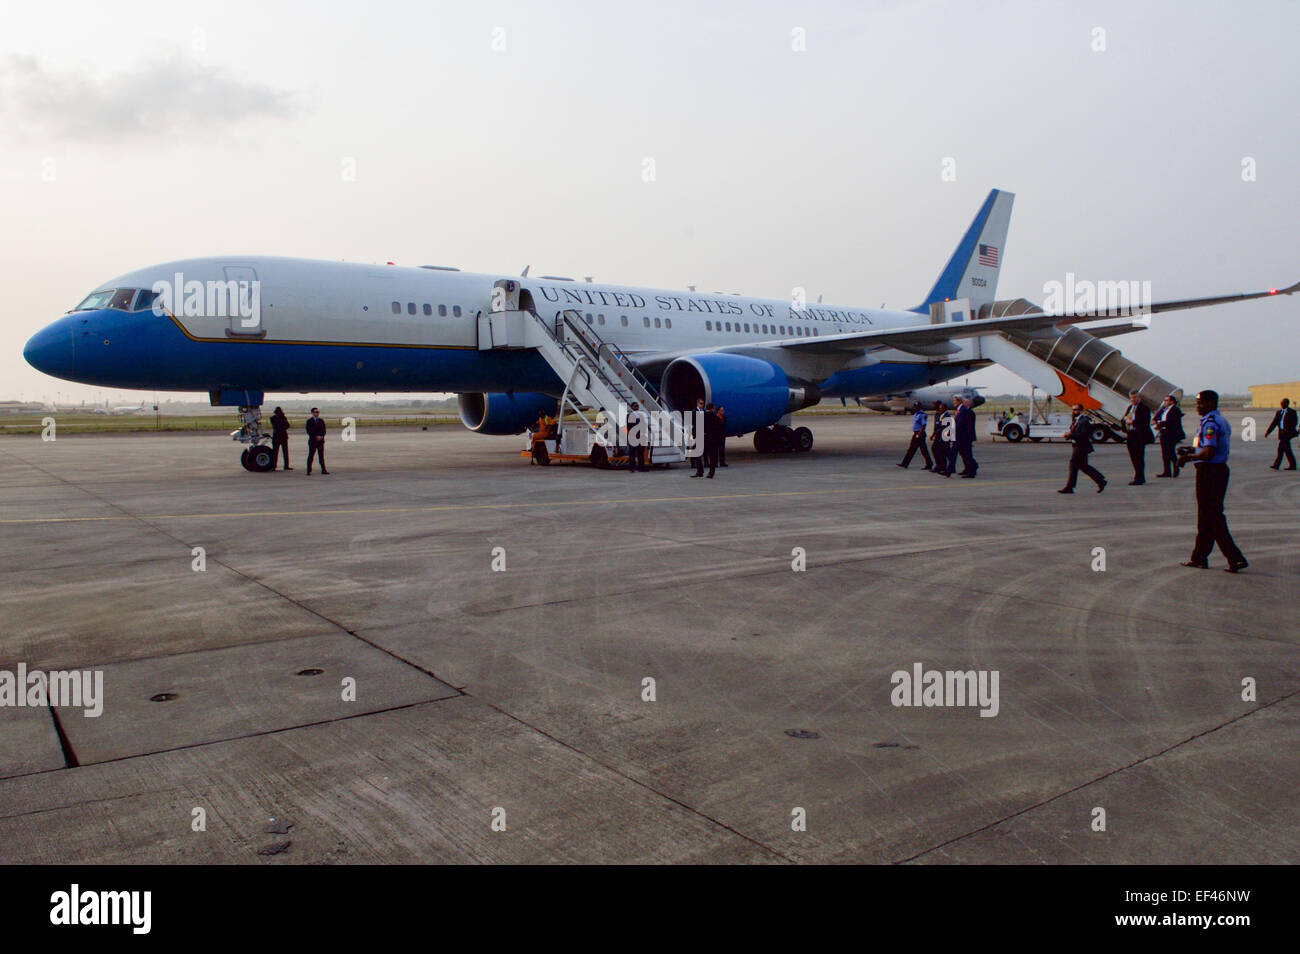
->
[1179,389,1247,573]
[898,401,933,470]
[952,395,978,477]
[1265,397,1297,470]
[1058,404,1106,494]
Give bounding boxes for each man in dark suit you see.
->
[716,406,728,466]
[305,407,329,475]
[269,406,293,470]
[689,397,707,477]
[625,401,647,472]
[703,403,722,478]
[953,396,978,477]
[1058,405,1107,493]
[1265,398,1297,470]
[1123,390,1153,484]
[930,401,951,477]
[1153,394,1185,478]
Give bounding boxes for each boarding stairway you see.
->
[478,281,690,463]
[948,296,1183,427]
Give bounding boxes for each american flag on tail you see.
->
[978,244,999,267]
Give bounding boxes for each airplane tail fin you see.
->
[913,188,1015,313]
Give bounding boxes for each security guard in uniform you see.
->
[898,402,933,469]
[1179,389,1247,572]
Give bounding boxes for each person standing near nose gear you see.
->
[269,406,293,471]
[305,407,329,475]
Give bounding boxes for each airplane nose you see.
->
[23,319,76,379]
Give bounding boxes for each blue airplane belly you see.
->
[819,363,975,397]
[65,310,564,394]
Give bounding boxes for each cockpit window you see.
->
[73,290,116,311]
[73,288,160,312]
[108,288,137,310]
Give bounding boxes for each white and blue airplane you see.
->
[23,189,1296,470]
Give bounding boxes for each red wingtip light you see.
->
[387,261,395,266]
[1269,288,1278,294]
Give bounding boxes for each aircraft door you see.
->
[222,265,265,338]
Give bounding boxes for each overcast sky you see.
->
[2,0,1297,405]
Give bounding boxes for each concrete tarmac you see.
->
[0,413,1296,863]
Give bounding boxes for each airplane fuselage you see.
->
[24,256,978,400]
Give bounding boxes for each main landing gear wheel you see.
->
[754,425,811,454]
[247,444,276,472]
[240,449,252,470]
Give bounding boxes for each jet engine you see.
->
[660,353,819,435]
[458,392,558,435]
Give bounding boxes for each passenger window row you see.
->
[703,320,817,337]
[582,313,673,330]
[392,301,462,317]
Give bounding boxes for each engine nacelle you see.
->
[458,392,558,435]
[660,353,818,436]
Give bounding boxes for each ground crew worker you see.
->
[305,407,329,475]
[898,401,933,470]
[270,406,293,470]
[1058,404,1106,493]
[626,402,647,472]
[931,401,952,477]
[1265,398,1297,470]
[1179,389,1247,572]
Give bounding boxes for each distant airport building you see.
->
[1249,382,1300,408]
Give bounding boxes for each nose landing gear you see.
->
[233,405,275,472]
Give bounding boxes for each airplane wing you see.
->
[629,276,1297,375]
[770,277,1300,355]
